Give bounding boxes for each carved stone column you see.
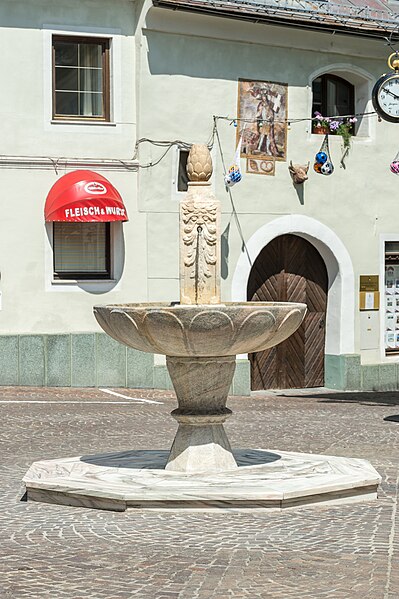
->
[180,144,221,305]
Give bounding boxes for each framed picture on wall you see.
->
[237,79,288,161]
[246,157,275,175]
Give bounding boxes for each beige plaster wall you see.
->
[0,0,149,334]
[1,0,397,365]
[0,0,136,157]
[137,7,397,363]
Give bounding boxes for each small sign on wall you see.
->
[359,276,379,311]
[360,275,379,292]
[359,291,379,310]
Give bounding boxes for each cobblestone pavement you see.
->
[1,386,399,598]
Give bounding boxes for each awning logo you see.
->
[84,181,107,195]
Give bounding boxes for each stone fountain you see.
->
[24,145,381,511]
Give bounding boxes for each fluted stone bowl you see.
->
[93,302,307,357]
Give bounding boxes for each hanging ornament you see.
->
[224,136,243,187]
[321,162,334,175]
[288,161,309,185]
[313,162,322,174]
[313,135,334,176]
[390,152,399,174]
[390,161,399,174]
[315,152,328,164]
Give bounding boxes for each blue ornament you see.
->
[315,152,328,164]
[224,165,242,187]
[230,170,242,183]
[315,151,328,164]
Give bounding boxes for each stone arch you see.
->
[231,215,355,355]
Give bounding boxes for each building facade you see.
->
[1,0,399,391]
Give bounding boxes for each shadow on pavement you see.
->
[287,391,399,406]
[383,414,399,422]
[79,449,282,469]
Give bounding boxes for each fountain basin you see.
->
[93,302,307,357]
[93,301,307,473]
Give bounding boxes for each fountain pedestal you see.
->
[166,355,236,472]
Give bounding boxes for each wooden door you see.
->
[247,234,328,390]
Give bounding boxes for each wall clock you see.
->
[372,53,399,123]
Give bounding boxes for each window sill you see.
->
[52,279,116,285]
[51,120,117,127]
[310,133,371,143]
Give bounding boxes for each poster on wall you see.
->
[386,332,396,349]
[237,79,288,162]
[385,264,399,349]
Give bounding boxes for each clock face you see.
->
[373,74,399,123]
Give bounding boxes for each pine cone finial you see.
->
[186,144,212,182]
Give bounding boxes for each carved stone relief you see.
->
[180,144,221,305]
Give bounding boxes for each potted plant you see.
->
[313,112,331,135]
[313,112,357,148]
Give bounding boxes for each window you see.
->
[52,36,110,121]
[384,242,399,353]
[53,222,111,279]
[312,74,355,133]
[177,150,189,192]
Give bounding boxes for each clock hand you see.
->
[383,88,399,100]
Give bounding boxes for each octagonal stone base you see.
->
[23,449,381,512]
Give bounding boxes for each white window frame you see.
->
[44,220,124,293]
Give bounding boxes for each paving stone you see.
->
[0,386,398,597]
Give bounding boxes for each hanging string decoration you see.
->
[390,152,399,174]
[314,135,334,176]
[224,136,243,187]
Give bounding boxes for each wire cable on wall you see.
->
[0,108,378,173]
[133,109,377,168]
[213,118,252,269]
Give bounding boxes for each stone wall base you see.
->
[0,335,395,394]
[0,334,250,396]
[325,354,399,392]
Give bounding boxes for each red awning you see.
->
[44,170,128,222]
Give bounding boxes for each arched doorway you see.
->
[247,234,328,390]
